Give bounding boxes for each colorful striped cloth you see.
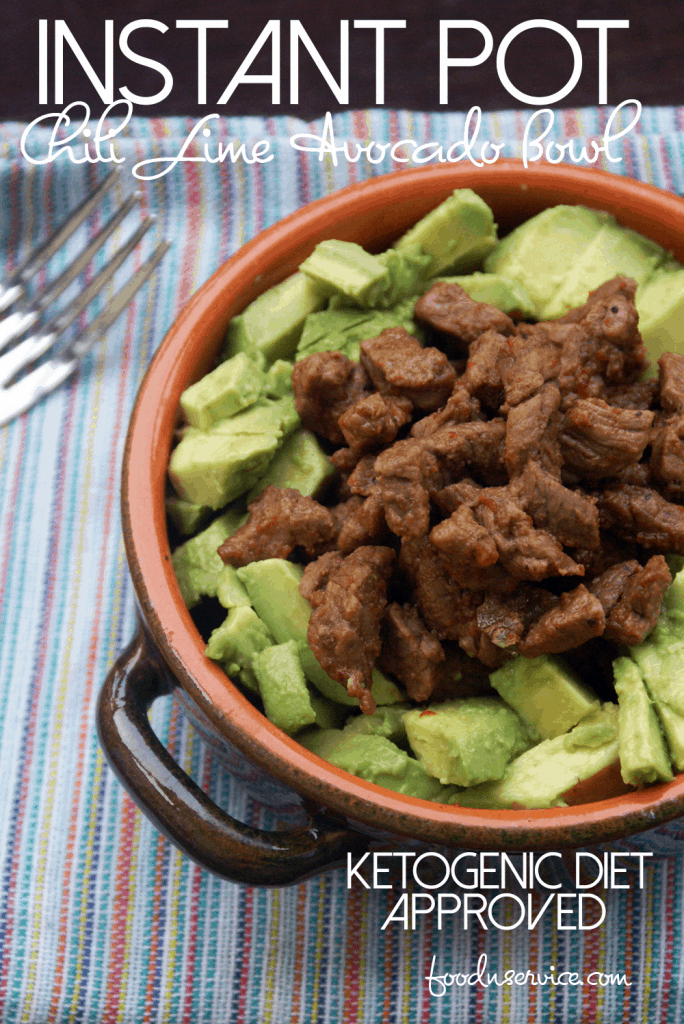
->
[1,105,684,1023]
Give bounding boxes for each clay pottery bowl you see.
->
[97,161,684,886]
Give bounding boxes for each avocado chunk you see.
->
[205,604,274,693]
[299,240,390,307]
[252,640,317,735]
[165,495,212,537]
[484,205,610,317]
[263,359,294,399]
[308,690,350,730]
[171,508,247,608]
[168,397,300,510]
[629,567,684,769]
[180,352,265,429]
[296,299,423,361]
[636,258,684,369]
[490,654,599,741]
[216,564,251,609]
[613,656,673,787]
[343,703,413,747]
[403,697,531,787]
[431,272,536,318]
[299,729,456,802]
[395,188,498,276]
[245,428,335,503]
[235,558,404,707]
[223,272,326,365]
[452,705,619,809]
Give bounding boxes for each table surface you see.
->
[3,0,684,121]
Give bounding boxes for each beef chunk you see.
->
[413,281,515,347]
[426,419,508,487]
[292,351,369,444]
[504,382,562,478]
[337,493,389,554]
[373,438,443,537]
[502,324,562,408]
[518,584,605,657]
[650,414,684,495]
[604,378,659,410]
[589,555,671,645]
[338,392,412,452]
[476,586,558,651]
[433,477,484,516]
[659,352,684,414]
[218,487,336,566]
[300,550,344,608]
[380,603,445,703]
[459,329,514,409]
[598,484,684,553]
[429,504,510,590]
[410,386,481,439]
[305,546,395,714]
[513,463,600,550]
[359,327,456,411]
[346,453,378,495]
[560,399,654,479]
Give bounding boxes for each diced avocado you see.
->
[299,240,390,307]
[252,640,317,735]
[376,245,433,306]
[629,568,684,769]
[490,654,599,741]
[165,495,212,537]
[235,558,404,707]
[263,359,294,399]
[245,428,335,503]
[168,397,300,510]
[296,301,423,362]
[180,352,265,429]
[613,656,673,787]
[299,730,456,802]
[485,205,608,316]
[395,188,497,276]
[542,221,665,319]
[403,697,531,787]
[309,690,350,730]
[343,703,413,747]
[216,564,251,609]
[205,604,274,693]
[223,272,326,365]
[452,704,620,809]
[636,258,684,370]
[171,509,247,608]
[298,308,375,353]
[431,272,536,318]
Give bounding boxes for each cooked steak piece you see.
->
[598,484,684,553]
[560,399,654,479]
[373,438,443,537]
[410,386,481,439]
[650,414,684,496]
[305,545,396,714]
[292,350,369,444]
[512,463,600,550]
[380,602,446,703]
[589,555,671,645]
[359,327,456,411]
[337,493,389,554]
[502,324,562,408]
[658,352,684,414]
[518,584,605,657]
[504,382,562,478]
[338,392,412,452]
[426,419,508,487]
[413,281,515,347]
[604,378,659,410]
[218,487,336,566]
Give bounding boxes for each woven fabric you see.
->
[1,106,684,1024]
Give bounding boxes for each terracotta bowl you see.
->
[97,161,684,886]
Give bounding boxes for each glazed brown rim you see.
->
[123,160,684,850]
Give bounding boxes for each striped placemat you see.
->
[1,105,684,1023]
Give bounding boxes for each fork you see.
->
[0,170,169,427]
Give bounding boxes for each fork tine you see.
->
[0,241,170,426]
[0,170,119,314]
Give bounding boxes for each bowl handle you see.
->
[97,629,370,886]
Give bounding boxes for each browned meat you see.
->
[589,555,671,645]
[359,327,456,411]
[659,352,684,414]
[413,281,515,347]
[476,587,558,651]
[604,378,659,410]
[433,477,484,516]
[459,329,514,409]
[429,505,510,590]
[561,399,654,479]
[598,484,684,553]
[410,386,481,439]
[567,534,639,579]
[292,350,369,444]
[305,546,396,714]
[346,453,378,495]
[518,585,605,657]
[337,493,389,554]
[504,382,562,478]
[503,324,562,408]
[380,603,446,703]
[650,414,684,495]
[513,464,600,550]
[373,438,443,537]
[218,487,336,566]
[300,550,344,608]
[338,392,412,452]
[426,419,508,487]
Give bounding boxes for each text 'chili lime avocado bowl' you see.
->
[97,161,684,887]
